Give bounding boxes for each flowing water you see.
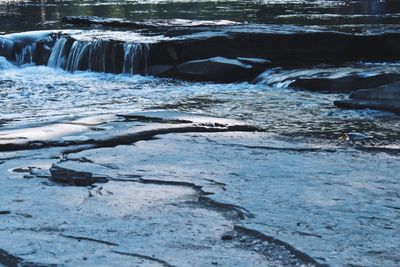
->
[1,0,400,33]
[1,57,400,146]
[1,1,400,266]
[0,1,399,143]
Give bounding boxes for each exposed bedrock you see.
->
[334,83,400,113]
[290,73,400,93]
[1,22,400,83]
[50,165,108,186]
[0,31,57,65]
[0,111,259,152]
[252,66,400,93]
[0,248,50,267]
[168,57,265,83]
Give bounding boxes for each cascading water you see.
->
[47,36,150,74]
[47,37,68,68]
[255,66,400,89]
[14,43,36,65]
[64,40,91,72]
[0,56,15,70]
[123,43,149,75]
[0,36,36,65]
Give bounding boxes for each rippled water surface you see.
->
[1,0,400,32]
[1,2,400,266]
[1,0,400,146]
[1,58,399,147]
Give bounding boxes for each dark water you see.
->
[1,0,400,33]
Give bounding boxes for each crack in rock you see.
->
[60,234,119,247]
[112,250,176,267]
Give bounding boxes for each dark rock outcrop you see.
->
[50,165,108,186]
[0,31,56,64]
[334,83,400,113]
[2,22,400,82]
[168,57,256,82]
[291,73,400,93]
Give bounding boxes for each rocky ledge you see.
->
[1,16,400,84]
[335,83,400,114]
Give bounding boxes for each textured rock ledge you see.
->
[335,83,400,113]
[0,111,399,266]
[1,21,400,83]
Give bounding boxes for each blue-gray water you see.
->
[1,1,400,267]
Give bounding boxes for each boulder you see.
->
[334,83,400,113]
[172,57,258,82]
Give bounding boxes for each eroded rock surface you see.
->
[0,112,328,267]
[0,112,399,266]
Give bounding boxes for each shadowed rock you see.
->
[50,165,108,186]
[0,248,51,267]
[334,83,400,113]
[291,73,400,93]
[2,25,400,82]
[172,57,255,82]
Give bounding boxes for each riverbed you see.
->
[0,1,399,266]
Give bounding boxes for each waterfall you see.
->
[64,41,91,72]
[123,43,149,75]
[47,36,150,75]
[14,43,36,65]
[47,37,68,68]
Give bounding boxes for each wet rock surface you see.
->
[2,24,400,83]
[335,83,400,113]
[173,57,255,83]
[1,1,400,266]
[0,112,399,266]
[291,73,400,93]
[0,112,327,267]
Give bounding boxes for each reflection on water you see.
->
[1,0,400,32]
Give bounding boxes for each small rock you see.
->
[0,211,11,215]
[50,165,108,186]
[221,234,234,241]
[12,167,31,173]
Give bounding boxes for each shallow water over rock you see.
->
[1,1,400,266]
